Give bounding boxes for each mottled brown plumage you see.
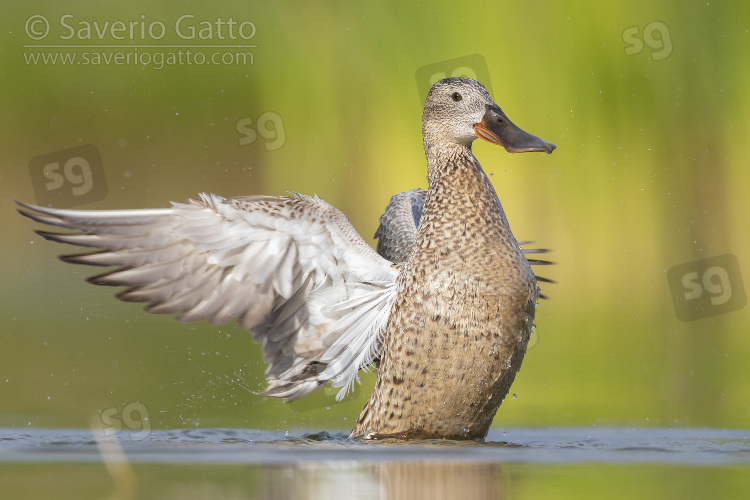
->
[352,78,555,439]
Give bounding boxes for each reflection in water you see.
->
[375,461,502,500]
[261,463,381,500]
[260,461,503,500]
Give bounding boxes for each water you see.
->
[3,427,749,465]
[2,427,749,499]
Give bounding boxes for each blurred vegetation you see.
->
[1,0,749,435]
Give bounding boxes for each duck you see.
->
[18,77,555,440]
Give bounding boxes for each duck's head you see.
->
[423,77,555,154]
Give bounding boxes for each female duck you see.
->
[18,77,555,440]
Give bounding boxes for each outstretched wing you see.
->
[17,193,399,401]
[375,188,554,286]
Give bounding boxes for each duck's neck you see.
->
[434,144,510,219]
[414,139,533,288]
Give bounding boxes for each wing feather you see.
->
[17,194,399,400]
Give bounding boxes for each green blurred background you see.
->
[1,0,749,434]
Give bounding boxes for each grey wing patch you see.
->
[374,188,426,263]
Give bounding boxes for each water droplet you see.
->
[512,394,517,399]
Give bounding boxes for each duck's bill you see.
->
[473,104,556,154]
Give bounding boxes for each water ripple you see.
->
[0,427,748,465]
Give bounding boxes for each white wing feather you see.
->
[17,193,399,400]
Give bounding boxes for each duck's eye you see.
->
[451,92,462,102]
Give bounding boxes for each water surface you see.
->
[2,427,749,499]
